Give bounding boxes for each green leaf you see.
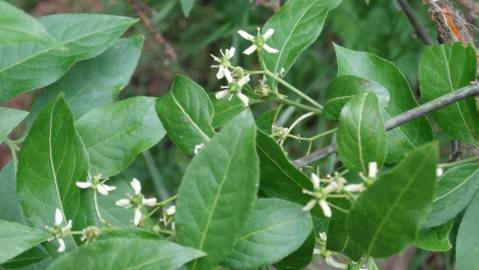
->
[180,0,196,17]
[274,230,315,270]
[419,43,479,143]
[76,97,165,177]
[324,75,389,120]
[423,164,479,228]
[97,179,134,227]
[47,238,204,270]
[0,220,50,264]
[262,0,342,76]
[30,36,144,120]
[337,92,386,173]
[0,14,137,101]
[326,198,363,261]
[0,1,55,46]
[0,107,28,143]
[346,142,438,257]
[222,198,313,269]
[1,246,50,269]
[17,96,94,251]
[456,192,479,270]
[0,162,23,223]
[210,94,244,129]
[416,221,453,252]
[175,111,259,270]
[156,75,215,155]
[256,130,312,204]
[334,45,433,163]
[256,108,280,134]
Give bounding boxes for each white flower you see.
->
[115,178,158,226]
[319,199,332,218]
[45,208,72,253]
[76,174,116,195]
[344,183,366,193]
[215,74,250,106]
[80,226,101,242]
[311,173,320,189]
[211,47,235,82]
[436,167,444,177]
[165,205,176,216]
[194,143,205,155]
[238,27,278,55]
[368,161,378,178]
[302,200,316,211]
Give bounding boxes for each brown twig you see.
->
[293,83,479,167]
[396,0,434,45]
[128,0,178,62]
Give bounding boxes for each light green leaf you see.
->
[0,107,28,143]
[222,198,313,269]
[156,75,215,155]
[30,36,144,120]
[419,43,479,143]
[0,1,55,46]
[346,142,438,257]
[456,192,479,270]
[0,220,50,265]
[210,94,245,129]
[334,45,433,163]
[256,130,312,204]
[423,164,479,228]
[0,14,137,101]
[97,179,134,227]
[416,221,453,252]
[175,111,259,270]
[324,75,390,120]
[0,162,23,223]
[262,0,342,76]
[47,238,204,270]
[76,97,165,177]
[1,246,50,269]
[274,231,315,270]
[17,96,94,252]
[180,0,196,17]
[337,92,386,173]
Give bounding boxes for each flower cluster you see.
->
[76,173,116,195]
[45,208,72,253]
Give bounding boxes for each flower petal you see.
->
[215,90,229,100]
[302,200,316,211]
[243,45,257,55]
[97,184,116,195]
[216,66,225,79]
[319,199,332,218]
[368,161,378,177]
[76,181,92,189]
[134,208,142,226]
[130,178,142,194]
[311,173,320,189]
[165,205,176,216]
[344,183,365,193]
[142,197,158,207]
[115,199,131,208]
[262,28,275,40]
[225,47,235,58]
[237,75,250,87]
[57,238,66,253]
[223,68,233,83]
[237,93,249,106]
[263,44,278,54]
[54,208,63,226]
[237,30,255,41]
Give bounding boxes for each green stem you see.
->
[272,97,322,114]
[147,194,178,217]
[93,190,112,227]
[439,156,479,168]
[302,128,338,142]
[143,150,170,200]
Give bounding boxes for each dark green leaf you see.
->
[97,179,134,227]
[1,246,50,269]
[0,107,28,143]
[274,231,315,270]
[0,14,136,101]
[324,75,389,120]
[334,45,433,163]
[0,162,23,223]
[346,142,438,257]
[47,238,204,270]
[76,97,165,177]
[156,75,215,155]
[423,164,479,228]
[0,220,50,264]
[262,0,342,76]
[210,94,244,129]
[222,198,313,269]
[17,96,94,251]
[337,92,386,173]
[256,108,280,134]
[30,36,144,120]
[0,1,55,46]
[256,130,312,204]
[416,221,453,252]
[419,42,479,143]
[175,111,259,270]
[456,192,479,270]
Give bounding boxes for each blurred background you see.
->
[1,0,474,269]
